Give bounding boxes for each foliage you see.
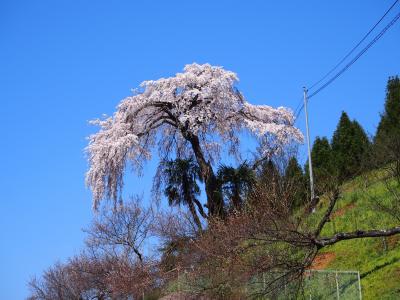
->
[375,76,400,166]
[305,136,337,195]
[217,162,256,211]
[156,158,206,230]
[285,157,307,209]
[332,111,370,181]
[375,76,400,144]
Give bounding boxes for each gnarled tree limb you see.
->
[314,226,400,248]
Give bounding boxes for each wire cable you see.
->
[308,11,400,99]
[308,0,399,91]
[294,9,400,122]
[293,96,304,120]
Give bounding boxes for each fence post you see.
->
[357,271,362,300]
[178,267,180,294]
[335,271,340,300]
[263,273,266,289]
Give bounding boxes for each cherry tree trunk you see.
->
[186,133,224,218]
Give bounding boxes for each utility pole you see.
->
[303,87,316,207]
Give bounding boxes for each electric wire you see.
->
[308,0,399,92]
[294,10,400,122]
[308,11,400,99]
[293,96,304,120]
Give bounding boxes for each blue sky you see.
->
[1,1,399,298]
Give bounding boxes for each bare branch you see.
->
[314,226,400,247]
[314,188,340,237]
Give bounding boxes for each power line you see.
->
[308,0,399,91]
[296,2,400,208]
[308,11,400,99]
[293,96,304,120]
[294,9,400,121]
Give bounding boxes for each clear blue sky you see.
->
[1,1,399,298]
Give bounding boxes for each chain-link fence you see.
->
[246,270,362,300]
[157,268,362,299]
[302,270,362,300]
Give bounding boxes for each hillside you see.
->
[307,170,400,299]
[158,169,400,300]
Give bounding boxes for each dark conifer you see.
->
[374,76,400,165]
[305,136,336,195]
[285,157,307,209]
[332,112,370,181]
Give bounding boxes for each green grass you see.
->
[308,170,400,299]
[161,170,400,299]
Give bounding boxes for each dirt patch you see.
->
[388,235,400,249]
[309,252,336,270]
[332,203,356,218]
[372,235,400,253]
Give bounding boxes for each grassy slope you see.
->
[307,172,400,299]
[161,171,400,299]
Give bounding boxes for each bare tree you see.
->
[29,199,157,300]
[28,256,111,300]
[28,262,86,300]
[29,253,158,300]
[84,197,153,263]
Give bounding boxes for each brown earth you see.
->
[332,203,356,218]
[309,252,336,270]
[388,235,400,249]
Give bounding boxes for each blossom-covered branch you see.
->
[86,63,303,212]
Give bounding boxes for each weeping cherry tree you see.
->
[86,63,303,217]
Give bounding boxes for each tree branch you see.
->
[314,226,400,247]
[314,189,340,237]
[193,198,208,219]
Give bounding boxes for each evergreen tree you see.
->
[374,76,400,164]
[376,76,400,140]
[305,136,336,195]
[332,112,353,180]
[161,158,206,230]
[332,112,370,181]
[351,120,371,170]
[259,159,280,180]
[217,162,256,211]
[285,157,307,209]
